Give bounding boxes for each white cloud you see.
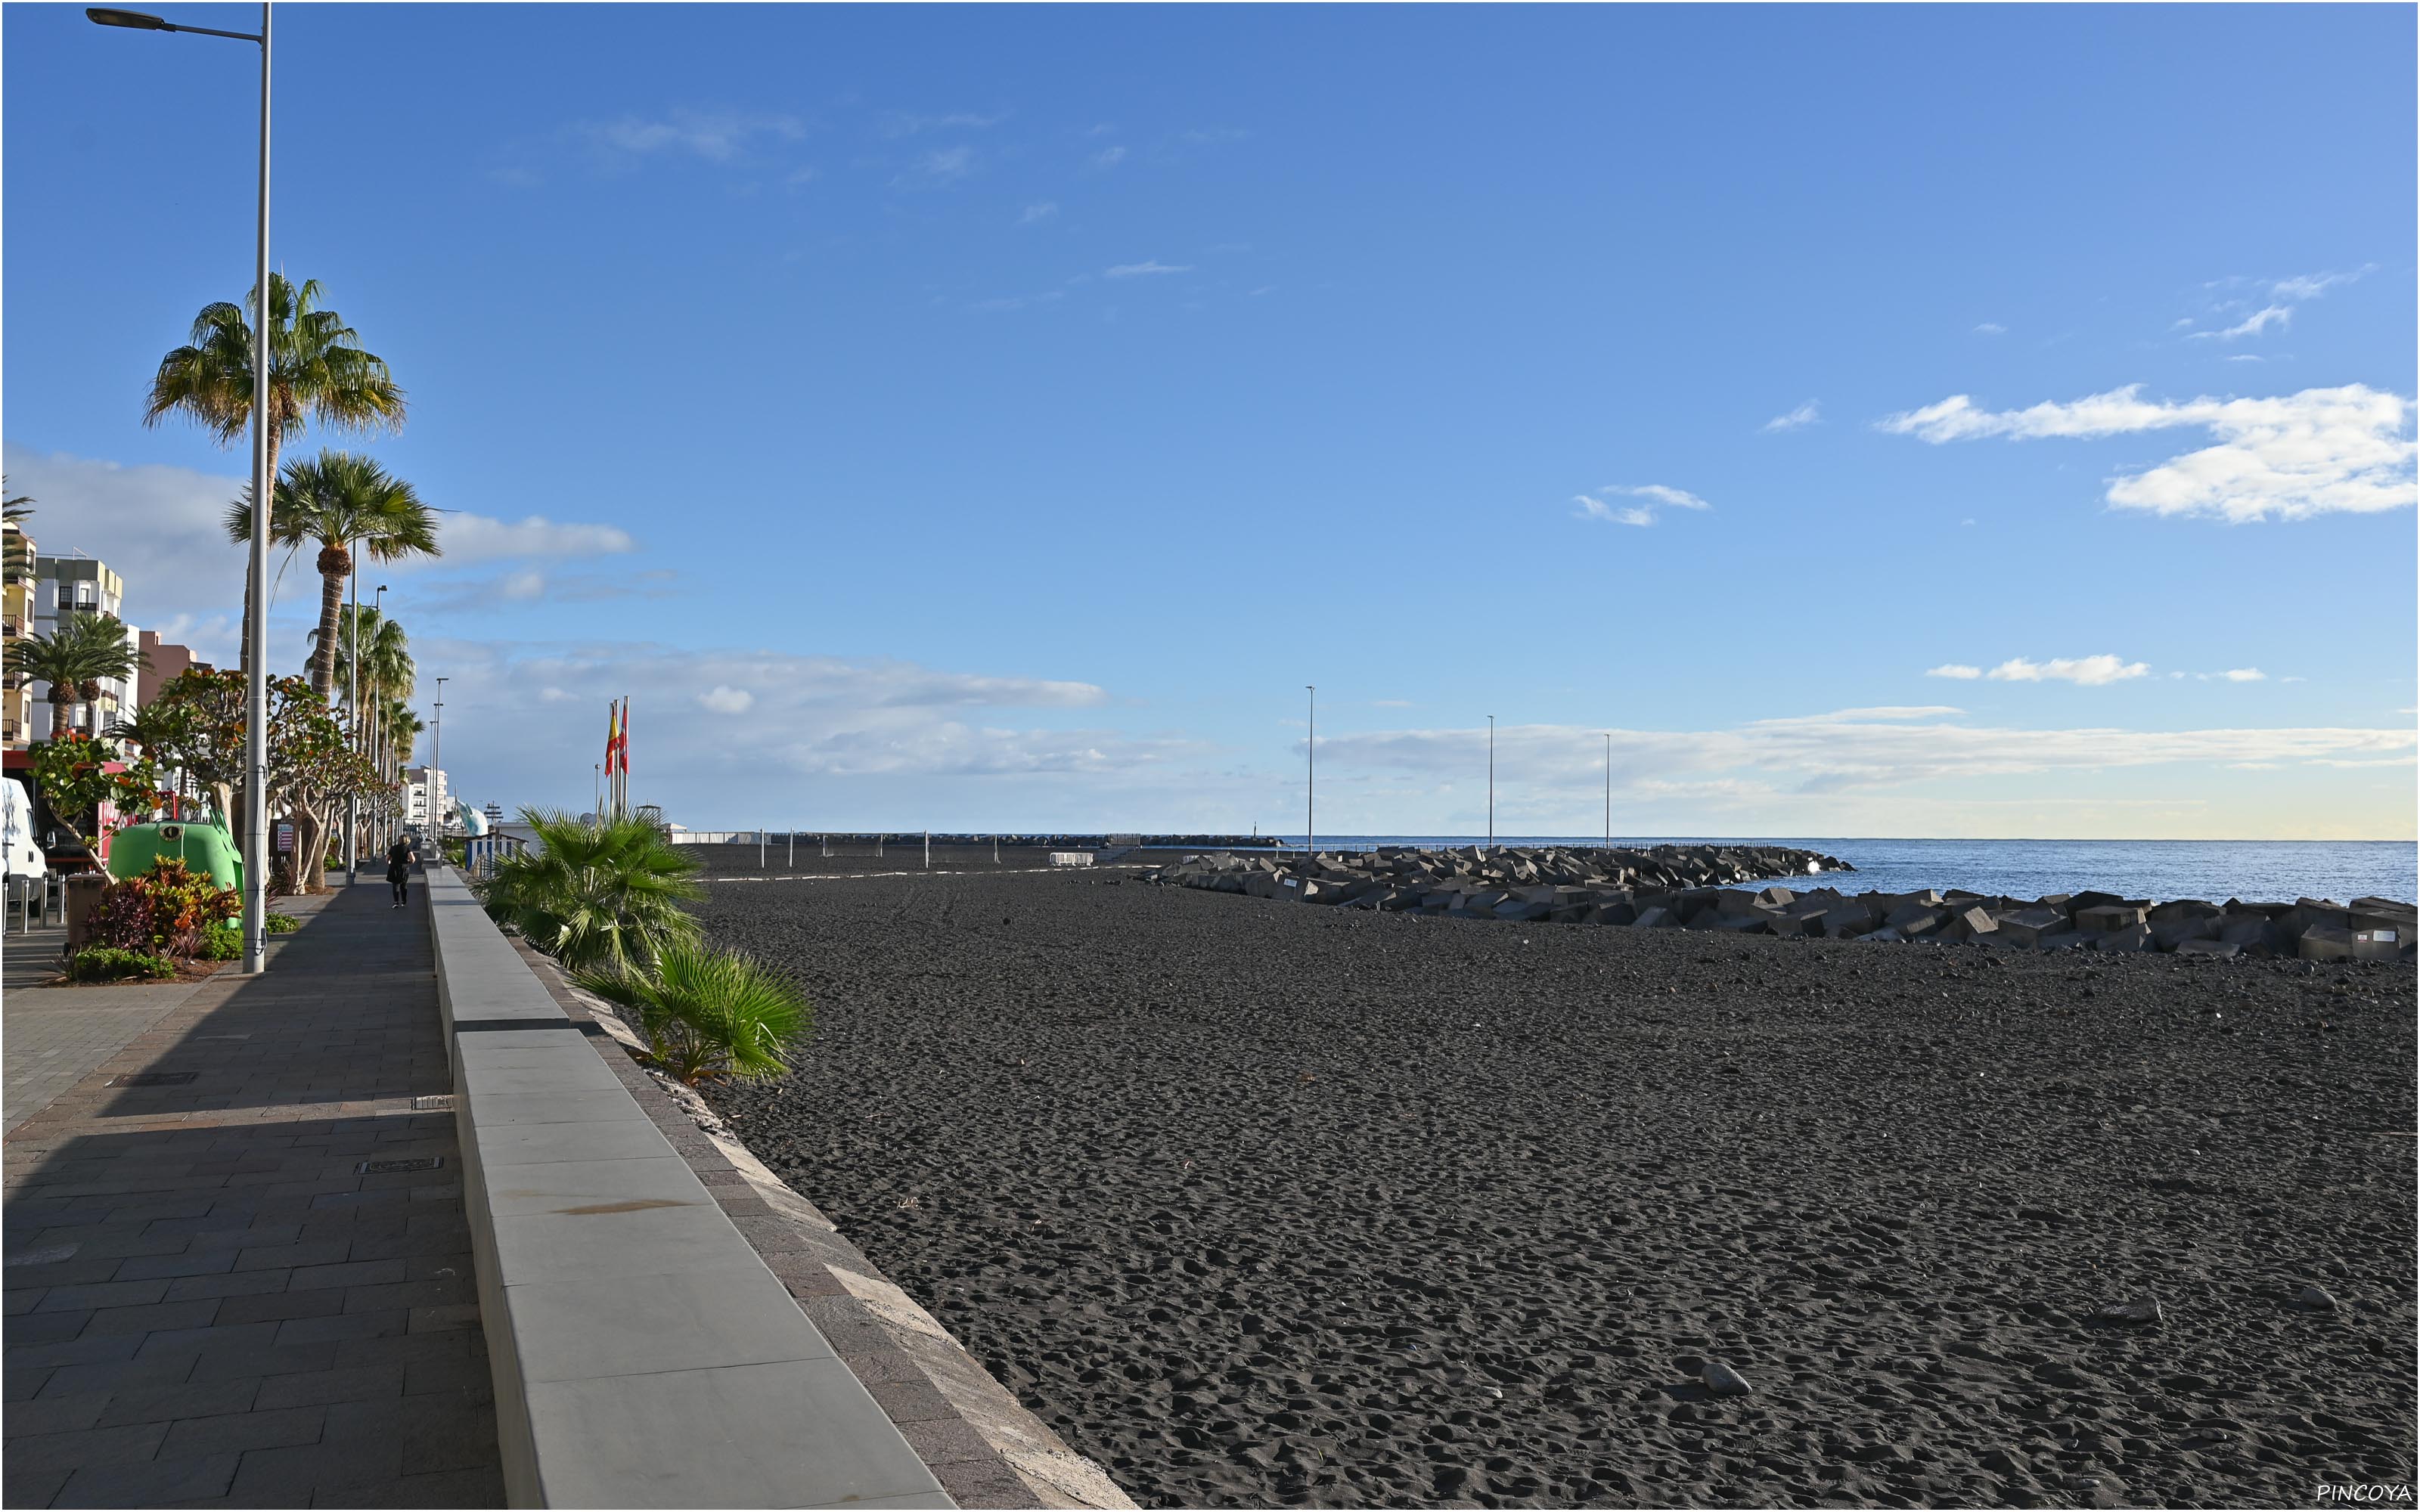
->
[1313,709,2416,807]
[1019,201,1058,225]
[880,110,1007,137]
[1372,699,1413,708]
[581,111,803,163]
[785,166,821,188]
[1104,261,1190,278]
[1761,401,1821,432]
[438,516,634,565]
[2273,265,2374,302]
[2221,668,2267,682]
[1925,665,1983,680]
[0,446,641,672]
[1090,146,1127,169]
[1985,655,2151,686]
[901,145,974,185]
[698,685,755,715]
[1876,383,2418,523]
[1574,482,1711,528]
[2193,305,2291,341]
[1974,322,2007,336]
[969,290,1066,314]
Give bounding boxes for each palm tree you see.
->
[228,452,438,699]
[309,604,414,710]
[3,479,33,585]
[5,613,145,740]
[145,274,405,676]
[476,808,704,973]
[574,939,812,1086]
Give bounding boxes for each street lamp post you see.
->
[1486,715,1494,854]
[1304,684,1314,860]
[369,584,384,844]
[344,562,358,885]
[1604,732,1612,850]
[89,2,273,971]
[431,675,446,847]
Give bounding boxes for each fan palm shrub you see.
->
[476,808,704,972]
[574,938,812,1086]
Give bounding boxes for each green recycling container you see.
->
[106,820,243,894]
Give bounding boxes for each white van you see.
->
[2,775,45,881]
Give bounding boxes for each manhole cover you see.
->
[106,1073,196,1088]
[411,1095,454,1111]
[356,1157,445,1175]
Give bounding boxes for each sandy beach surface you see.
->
[693,866,2416,1508]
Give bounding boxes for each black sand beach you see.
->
[694,867,2417,1508]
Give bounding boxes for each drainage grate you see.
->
[106,1072,196,1088]
[357,1157,445,1175]
[411,1095,454,1111]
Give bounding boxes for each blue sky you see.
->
[6,2,2414,838]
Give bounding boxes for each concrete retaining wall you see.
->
[424,866,951,1509]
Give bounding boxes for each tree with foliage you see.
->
[575,939,811,1086]
[5,612,146,740]
[476,809,704,971]
[121,668,389,891]
[230,451,437,701]
[27,734,162,847]
[144,274,405,679]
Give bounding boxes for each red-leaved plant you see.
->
[83,858,242,958]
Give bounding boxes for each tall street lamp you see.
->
[431,675,447,844]
[1485,714,1494,854]
[1603,732,1612,850]
[91,3,272,971]
[1304,684,1314,860]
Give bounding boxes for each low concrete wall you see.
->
[424,866,950,1509]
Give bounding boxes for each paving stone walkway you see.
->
[5,974,213,1138]
[2,879,503,1509]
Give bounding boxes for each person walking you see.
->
[385,832,415,909]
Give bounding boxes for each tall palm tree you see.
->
[145,274,405,676]
[228,452,439,699]
[5,613,145,740]
[309,605,414,708]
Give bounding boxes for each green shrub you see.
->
[199,927,242,961]
[83,858,243,958]
[476,809,703,971]
[574,938,811,1086]
[265,912,300,934]
[67,946,178,983]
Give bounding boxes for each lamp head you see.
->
[87,8,172,29]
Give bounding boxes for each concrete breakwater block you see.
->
[1137,846,2418,962]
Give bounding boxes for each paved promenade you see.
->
[2,880,504,1508]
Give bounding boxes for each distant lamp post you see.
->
[1305,684,1315,860]
[1603,732,1612,849]
[431,675,446,844]
[1486,714,1495,853]
[91,2,271,971]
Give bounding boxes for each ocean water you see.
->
[1262,837,2418,906]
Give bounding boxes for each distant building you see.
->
[30,556,138,741]
[136,630,209,708]
[2,514,33,748]
[402,765,451,830]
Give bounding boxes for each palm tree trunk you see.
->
[48,688,72,741]
[237,431,282,689]
[310,549,346,700]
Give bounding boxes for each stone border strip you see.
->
[504,934,1136,1511]
[423,866,950,1510]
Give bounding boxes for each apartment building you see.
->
[29,556,140,741]
[2,513,33,748]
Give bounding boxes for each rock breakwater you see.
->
[1144,846,2418,959]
